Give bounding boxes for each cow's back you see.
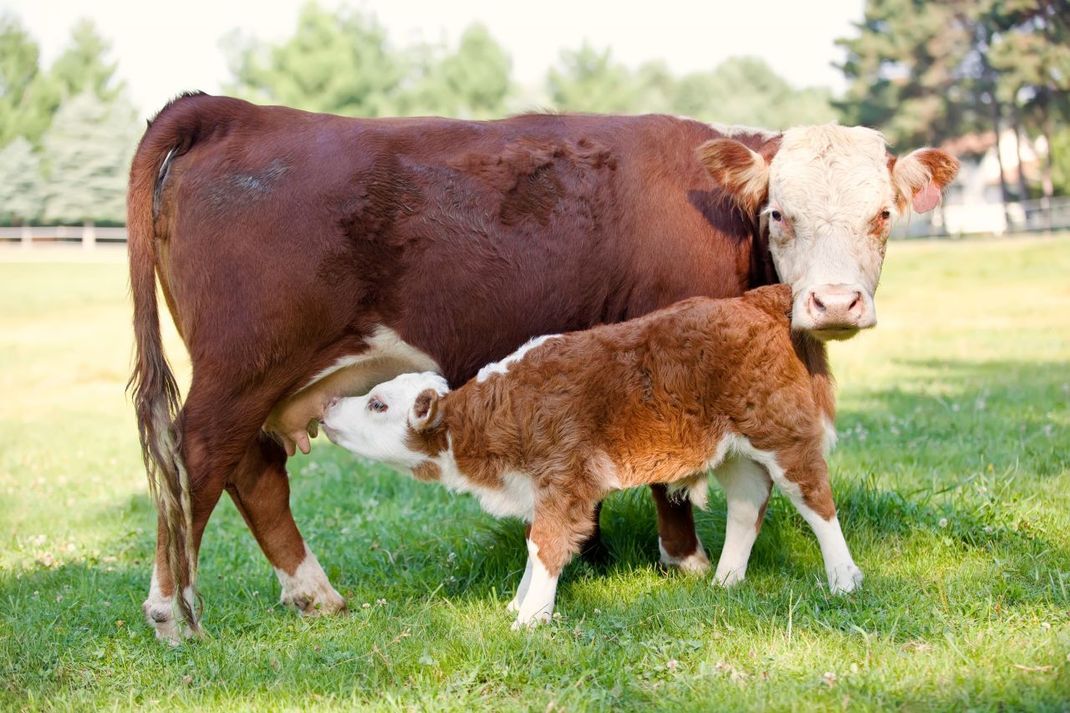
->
[146,96,767,387]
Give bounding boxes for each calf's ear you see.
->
[409,389,442,432]
[890,148,959,213]
[697,138,770,215]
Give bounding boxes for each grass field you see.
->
[1,237,1069,711]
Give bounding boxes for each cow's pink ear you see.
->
[409,389,442,432]
[697,138,770,214]
[891,148,959,214]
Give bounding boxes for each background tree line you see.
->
[0,0,1066,226]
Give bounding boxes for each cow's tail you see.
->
[126,99,201,634]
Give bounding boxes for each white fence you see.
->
[3,197,1069,249]
[0,224,128,249]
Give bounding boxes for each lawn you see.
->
[1,237,1068,711]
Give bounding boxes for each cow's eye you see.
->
[770,210,783,222]
[880,209,891,220]
[367,397,388,413]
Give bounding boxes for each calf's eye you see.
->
[881,209,891,220]
[367,397,388,413]
[770,210,783,222]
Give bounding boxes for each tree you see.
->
[49,19,124,101]
[1,16,123,148]
[0,14,56,147]
[408,24,512,118]
[673,57,837,128]
[546,43,641,113]
[836,0,979,151]
[40,91,140,224]
[989,0,1070,201]
[223,2,407,116]
[0,136,42,223]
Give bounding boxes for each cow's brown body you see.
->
[129,94,779,636]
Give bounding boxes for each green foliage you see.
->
[406,24,512,118]
[0,136,42,222]
[0,13,55,147]
[836,0,979,150]
[49,18,124,102]
[223,2,407,116]
[0,15,124,151]
[546,43,649,113]
[39,91,140,224]
[672,57,838,129]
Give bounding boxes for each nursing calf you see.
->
[322,285,860,627]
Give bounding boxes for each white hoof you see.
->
[511,611,551,630]
[275,547,347,616]
[658,537,711,575]
[714,566,746,588]
[828,563,863,594]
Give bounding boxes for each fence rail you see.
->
[0,225,127,249]
[3,198,1069,249]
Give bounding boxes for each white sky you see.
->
[4,0,863,120]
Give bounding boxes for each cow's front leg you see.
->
[227,435,346,616]
[651,484,710,574]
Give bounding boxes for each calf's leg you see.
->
[512,497,598,628]
[226,434,345,616]
[774,453,862,594]
[651,484,710,574]
[712,457,772,587]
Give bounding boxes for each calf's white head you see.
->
[321,372,448,468]
[698,125,958,340]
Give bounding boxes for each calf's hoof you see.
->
[658,537,711,575]
[511,611,551,630]
[827,563,864,594]
[713,566,746,588]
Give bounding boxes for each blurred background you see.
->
[0,0,1067,243]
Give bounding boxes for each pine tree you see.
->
[0,136,42,223]
[40,91,139,224]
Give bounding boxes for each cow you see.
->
[127,93,957,642]
[321,284,859,628]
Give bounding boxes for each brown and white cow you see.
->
[321,285,856,627]
[128,93,957,641]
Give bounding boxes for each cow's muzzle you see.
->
[796,283,876,340]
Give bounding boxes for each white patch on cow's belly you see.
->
[303,326,441,391]
[435,438,535,520]
[476,334,559,383]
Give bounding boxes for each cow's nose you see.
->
[805,284,874,333]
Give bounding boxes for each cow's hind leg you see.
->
[227,434,345,616]
[142,382,236,643]
[712,457,772,587]
[651,484,710,574]
[142,377,299,642]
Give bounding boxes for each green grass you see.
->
[2,237,1069,711]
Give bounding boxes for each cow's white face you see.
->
[698,124,958,340]
[320,372,448,468]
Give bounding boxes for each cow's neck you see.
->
[791,331,835,423]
